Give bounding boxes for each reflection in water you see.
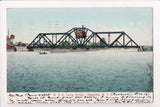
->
[7,50,153,92]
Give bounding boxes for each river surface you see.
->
[7,50,153,92]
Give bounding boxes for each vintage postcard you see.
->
[1,1,159,106]
[6,7,153,104]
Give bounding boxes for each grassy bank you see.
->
[142,46,153,51]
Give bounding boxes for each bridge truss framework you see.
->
[27,27,140,50]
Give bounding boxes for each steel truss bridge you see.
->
[27,26,140,50]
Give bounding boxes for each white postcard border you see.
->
[1,0,160,107]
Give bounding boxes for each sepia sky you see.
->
[7,8,152,45]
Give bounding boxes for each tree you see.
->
[61,41,70,47]
[99,38,107,47]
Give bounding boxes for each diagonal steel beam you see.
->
[109,32,124,47]
[124,33,139,47]
[95,33,108,46]
[31,34,44,48]
[41,36,53,46]
[83,33,94,45]
[67,34,79,45]
[43,34,55,46]
[125,40,132,46]
[27,33,41,48]
[116,40,123,46]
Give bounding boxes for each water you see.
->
[7,50,153,92]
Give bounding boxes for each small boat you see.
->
[39,51,48,55]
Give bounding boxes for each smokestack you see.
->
[7,28,9,38]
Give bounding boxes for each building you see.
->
[7,34,15,49]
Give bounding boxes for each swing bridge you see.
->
[27,26,140,51]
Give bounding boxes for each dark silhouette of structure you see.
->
[27,26,140,50]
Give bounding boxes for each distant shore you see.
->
[50,48,100,53]
[6,48,148,53]
[7,45,153,52]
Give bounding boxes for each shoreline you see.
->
[50,48,101,53]
[6,48,148,53]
